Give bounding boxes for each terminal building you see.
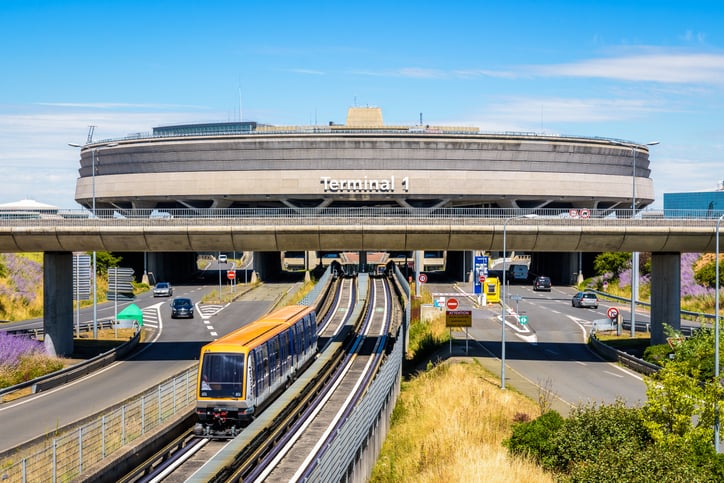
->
[72,107,657,283]
[663,180,724,217]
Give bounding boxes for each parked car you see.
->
[170,297,194,318]
[572,291,598,308]
[153,282,173,297]
[533,276,551,291]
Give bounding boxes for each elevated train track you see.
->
[118,271,399,482]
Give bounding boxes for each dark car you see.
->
[572,292,599,309]
[533,276,551,291]
[153,282,173,297]
[170,297,194,318]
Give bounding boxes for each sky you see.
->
[1,0,723,209]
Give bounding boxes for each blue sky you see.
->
[1,0,723,208]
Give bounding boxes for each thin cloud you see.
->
[534,53,724,85]
[486,97,665,124]
[287,68,326,75]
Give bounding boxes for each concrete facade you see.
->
[72,108,655,213]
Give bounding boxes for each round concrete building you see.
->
[74,107,654,212]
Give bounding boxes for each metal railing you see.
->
[1,207,723,227]
[0,366,197,483]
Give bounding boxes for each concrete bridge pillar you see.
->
[43,252,74,357]
[650,252,681,345]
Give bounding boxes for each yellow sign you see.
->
[446,310,472,327]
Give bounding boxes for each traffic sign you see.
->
[418,273,428,283]
[519,315,529,325]
[479,274,486,283]
[446,297,459,310]
[227,270,236,280]
[607,307,619,319]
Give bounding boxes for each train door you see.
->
[247,350,256,402]
[260,344,269,397]
[280,330,290,376]
[269,337,279,386]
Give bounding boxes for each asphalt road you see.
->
[424,280,648,415]
[0,281,296,453]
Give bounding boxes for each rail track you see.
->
[118,273,387,482]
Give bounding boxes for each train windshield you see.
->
[199,353,244,398]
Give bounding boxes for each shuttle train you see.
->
[194,305,318,437]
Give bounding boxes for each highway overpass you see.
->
[1,208,722,354]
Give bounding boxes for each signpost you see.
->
[445,296,471,354]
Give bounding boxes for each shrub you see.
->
[548,400,652,473]
[504,410,564,469]
[642,343,673,366]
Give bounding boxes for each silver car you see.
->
[153,282,173,297]
[572,291,598,308]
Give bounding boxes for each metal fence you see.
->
[0,366,197,483]
[1,207,723,227]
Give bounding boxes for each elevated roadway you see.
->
[0,209,719,253]
[0,208,721,352]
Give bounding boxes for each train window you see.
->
[200,353,244,398]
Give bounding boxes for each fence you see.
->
[0,366,197,482]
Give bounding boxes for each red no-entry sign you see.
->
[446,298,459,310]
[227,270,236,280]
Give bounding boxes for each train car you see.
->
[194,305,317,437]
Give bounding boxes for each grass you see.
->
[371,361,553,483]
[372,284,553,482]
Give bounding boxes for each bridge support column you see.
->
[43,252,74,357]
[650,252,681,345]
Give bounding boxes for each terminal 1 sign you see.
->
[320,175,410,193]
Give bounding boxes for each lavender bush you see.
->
[0,331,46,368]
[0,253,44,319]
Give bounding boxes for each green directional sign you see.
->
[519,315,529,325]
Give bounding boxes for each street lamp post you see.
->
[68,141,118,338]
[715,214,724,452]
[630,141,659,338]
[501,214,536,389]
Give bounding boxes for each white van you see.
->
[508,264,529,282]
[218,254,228,263]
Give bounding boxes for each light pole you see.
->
[630,141,659,338]
[501,214,536,389]
[715,214,724,452]
[68,141,118,338]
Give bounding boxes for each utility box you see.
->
[485,277,501,303]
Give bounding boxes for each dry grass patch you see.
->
[371,361,553,483]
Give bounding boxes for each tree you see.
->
[593,252,631,279]
[91,251,122,275]
[694,257,724,288]
[643,328,724,448]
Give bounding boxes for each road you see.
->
[0,280,296,453]
[425,280,648,415]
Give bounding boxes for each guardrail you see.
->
[589,289,717,323]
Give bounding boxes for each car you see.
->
[153,282,173,297]
[170,297,194,318]
[533,276,551,291]
[218,254,228,263]
[572,291,598,308]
